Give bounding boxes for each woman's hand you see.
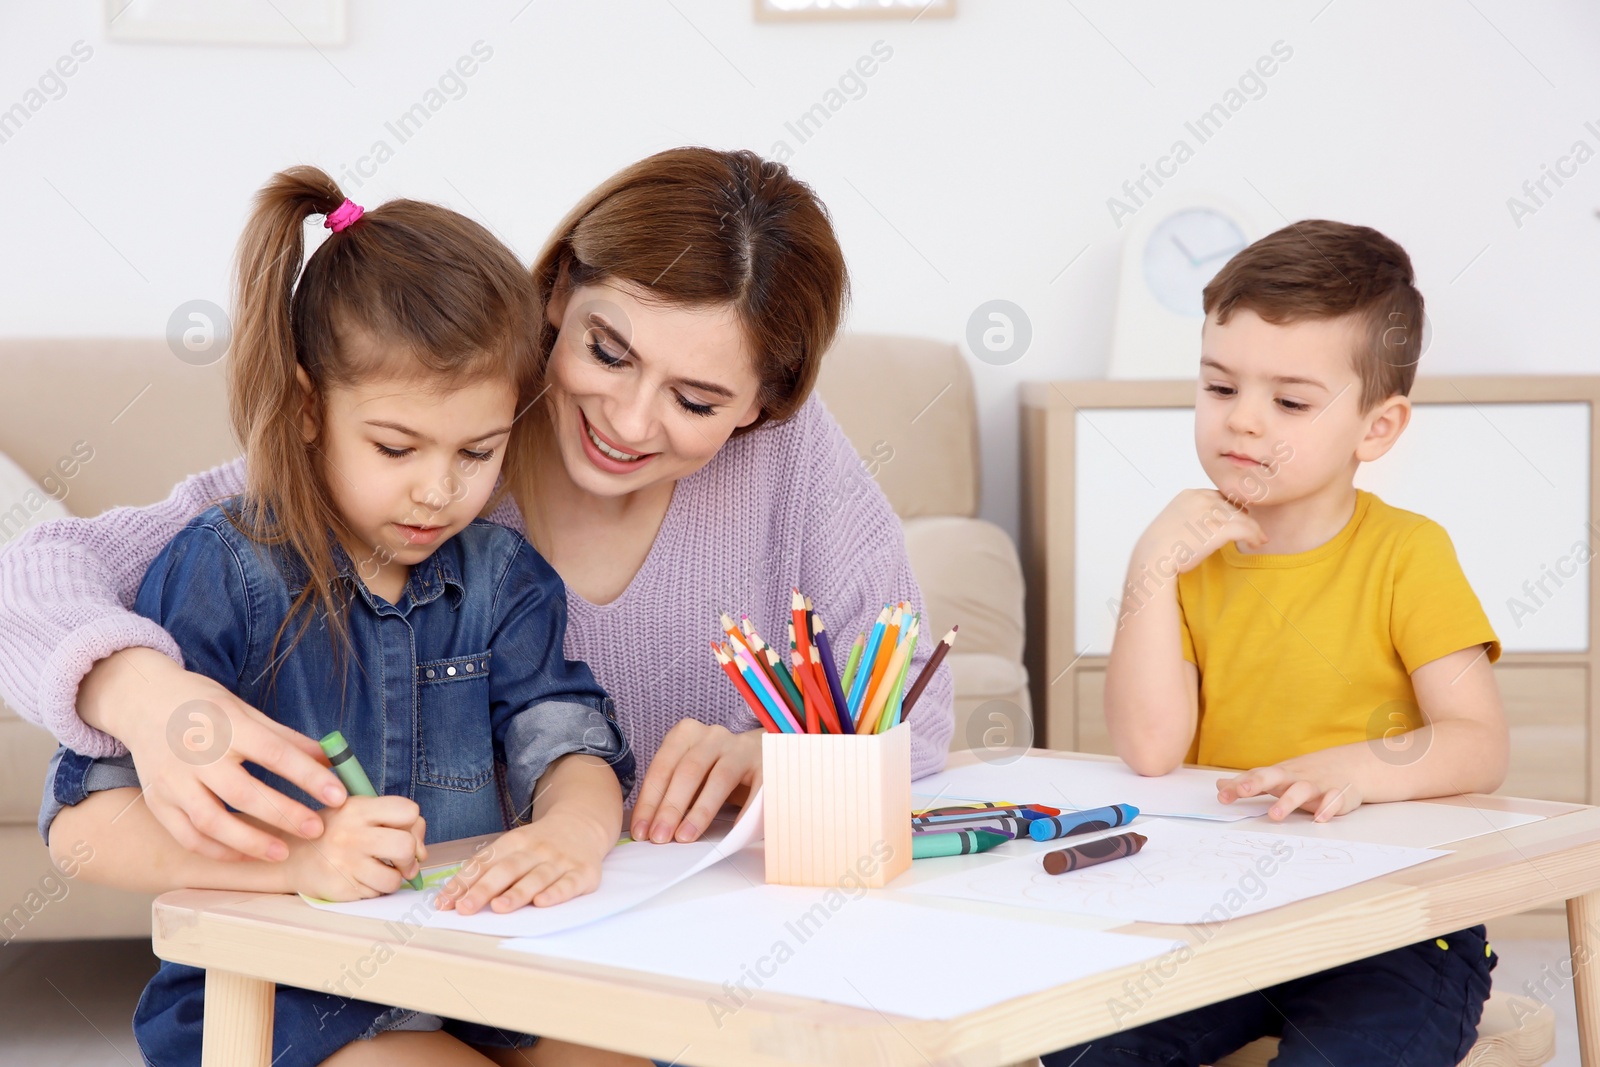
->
[629,720,761,844]
[286,796,426,902]
[80,647,348,862]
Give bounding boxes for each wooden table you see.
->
[153,751,1600,1067]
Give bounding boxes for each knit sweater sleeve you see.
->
[0,459,249,756]
[792,400,955,779]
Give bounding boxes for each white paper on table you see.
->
[913,756,1272,821]
[302,791,765,938]
[900,818,1446,925]
[504,885,1182,1021]
[1262,799,1543,849]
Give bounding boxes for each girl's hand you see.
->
[629,720,761,844]
[286,796,426,902]
[83,647,348,863]
[435,812,615,914]
[1217,759,1364,822]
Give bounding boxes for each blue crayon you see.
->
[1029,803,1140,842]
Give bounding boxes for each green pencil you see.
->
[840,633,865,694]
[319,730,424,891]
[878,616,920,732]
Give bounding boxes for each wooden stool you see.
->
[1210,991,1555,1067]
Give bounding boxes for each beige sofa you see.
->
[0,334,1028,941]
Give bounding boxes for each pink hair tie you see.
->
[324,198,364,233]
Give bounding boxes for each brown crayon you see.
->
[1042,831,1147,875]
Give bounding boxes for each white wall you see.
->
[2,1,1597,539]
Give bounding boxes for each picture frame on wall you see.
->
[754,0,955,22]
[105,0,347,46]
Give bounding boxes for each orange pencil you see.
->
[720,612,752,655]
[795,648,842,733]
[862,603,904,715]
[712,642,780,733]
[858,615,919,734]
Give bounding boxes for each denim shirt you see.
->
[40,500,632,845]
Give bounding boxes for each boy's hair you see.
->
[1202,220,1424,410]
[230,166,540,674]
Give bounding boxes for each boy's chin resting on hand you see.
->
[1217,754,1366,822]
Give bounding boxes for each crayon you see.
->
[913,807,1050,827]
[1028,803,1140,842]
[319,730,424,890]
[911,829,1011,860]
[913,812,1035,838]
[914,802,1062,818]
[1042,831,1148,875]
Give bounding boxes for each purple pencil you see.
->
[813,614,854,734]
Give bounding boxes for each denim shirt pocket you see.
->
[416,652,495,791]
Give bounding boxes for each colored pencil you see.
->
[740,620,784,692]
[859,616,918,735]
[736,646,799,733]
[880,613,920,731]
[762,646,806,719]
[862,604,904,718]
[720,612,752,655]
[792,649,841,734]
[808,645,844,733]
[900,625,958,717]
[712,642,779,733]
[791,588,814,668]
[840,633,866,694]
[813,615,854,735]
[846,606,891,719]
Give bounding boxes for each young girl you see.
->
[38,167,637,1067]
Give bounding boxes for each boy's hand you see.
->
[1138,489,1268,572]
[1217,757,1365,822]
[434,811,615,915]
[286,796,426,901]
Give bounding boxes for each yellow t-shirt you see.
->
[1177,491,1500,770]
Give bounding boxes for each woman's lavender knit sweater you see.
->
[0,396,953,797]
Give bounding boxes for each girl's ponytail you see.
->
[229,166,356,675]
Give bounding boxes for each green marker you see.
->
[319,730,424,891]
[911,828,1010,860]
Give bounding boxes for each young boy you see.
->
[1044,221,1505,1067]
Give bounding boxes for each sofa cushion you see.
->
[902,515,1024,663]
[815,333,979,520]
[0,449,71,549]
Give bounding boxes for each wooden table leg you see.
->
[202,968,275,1067]
[1568,891,1600,1066]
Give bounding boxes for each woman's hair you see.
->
[531,147,849,434]
[229,165,539,668]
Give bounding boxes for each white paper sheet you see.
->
[505,885,1182,1021]
[302,791,765,938]
[1260,799,1543,848]
[900,818,1446,924]
[914,756,1272,821]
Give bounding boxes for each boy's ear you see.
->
[1355,394,1412,463]
[293,366,319,444]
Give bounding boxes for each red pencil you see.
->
[794,648,841,733]
[712,642,779,732]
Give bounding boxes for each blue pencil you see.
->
[739,659,797,733]
[1029,803,1140,842]
[846,605,891,719]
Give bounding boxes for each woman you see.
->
[0,146,954,866]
